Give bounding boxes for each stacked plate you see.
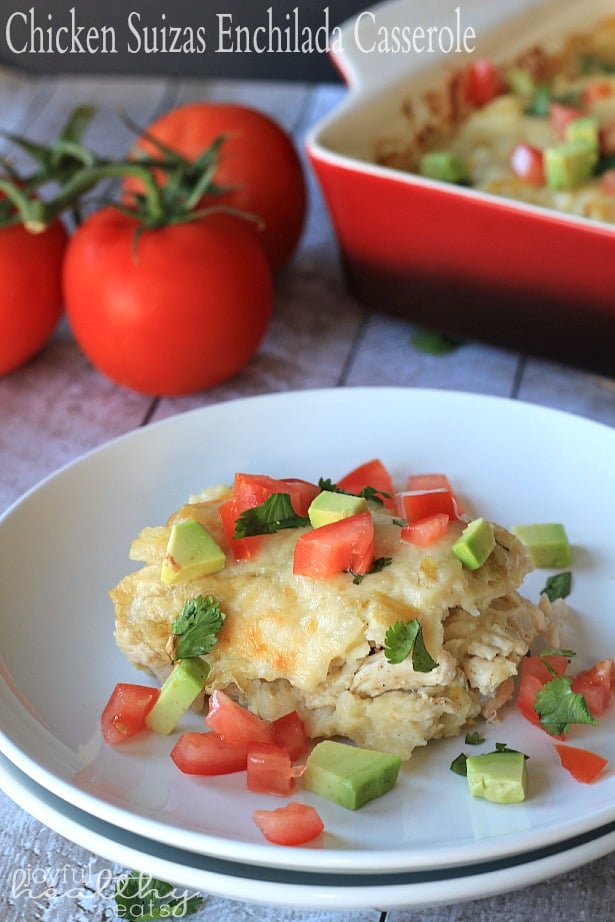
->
[1,387,614,911]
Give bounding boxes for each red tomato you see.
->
[401,513,450,547]
[407,473,452,491]
[336,459,395,509]
[510,144,545,185]
[550,102,586,139]
[252,802,324,846]
[272,711,309,760]
[233,473,319,516]
[125,102,307,272]
[218,497,265,561]
[247,742,296,796]
[464,59,504,107]
[101,683,160,745]
[554,743,608,783]
[205,689,274,746]
[0,217,67,375]
[396,488,459,522]
[293,512,374,580]
[171,731,248,775]
[583,81,613,105]
[406,473,464,514]
[63,208,273,396]
[517,655,570,733]
[571,659,615,718]
[279,478,321,516]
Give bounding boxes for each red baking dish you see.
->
[306,0,615,375]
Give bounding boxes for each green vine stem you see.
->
[0,105,233,233]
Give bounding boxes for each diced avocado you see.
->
[565,115,600,150]
[466,750,528,804]
[308,490,368,529]
[303,740,401,810]
[510,522,572,567]
[419,151,468,184]
[452,517,495,570]
[544,139,597,190]
[145,658,210,735]
[505,67,535,97]
[161,519,226,585]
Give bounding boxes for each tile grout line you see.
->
[510,353,528,399]
[140,397,160,427]
[337,307,371,386]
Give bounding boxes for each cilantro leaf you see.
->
[317,477,390,507]
[540,571,572,602]
[534,675,599,736]
[465,731,485,745]
[411,328,464,355]
[450,752,468,776]
[170,595,225,662]
[233,492,309,538]
[115,871,204,920]
[351,556,392,584]
[494,742,528,758]
[540,648,576,662]
[384,620,438,672]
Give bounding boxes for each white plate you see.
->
[3,749,615,911]
[0,387,614,876]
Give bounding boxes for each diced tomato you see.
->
[406,473,464,514]
[293,511,374,580]
[101,683,160,745]
[205,689,274,746]
[219,473,319,559]
[401,513,450,547]
[521,654,571,686]
[583,81,613,105]
[280,478,320,516]
[396,488,460,523]
[218,496,265,560]
[510,143,545,185]
[171,731,248,775]
[233,473,318,516]
[572,659,615,718]
[247,742,297,796]
[516,670,545,730]
[252,802,324,846]
[272,711,309,760]
[233,472,282,508]
[336,458,395,509]
[550,102,586,139]
[464,59,505,107]
[517,654,570,735]
[406,472,450,491]
[554,743,608,784]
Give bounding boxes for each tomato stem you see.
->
[0,105,237,232]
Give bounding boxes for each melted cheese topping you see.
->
[376,16,615,226]
[446,81,615,223]
[111,489,558,759]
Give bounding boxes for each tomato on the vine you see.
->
[62,208,273,396]
[124,102,307,272]
[0,218,67,375]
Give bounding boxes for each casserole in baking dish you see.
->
[306,0,615,375]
